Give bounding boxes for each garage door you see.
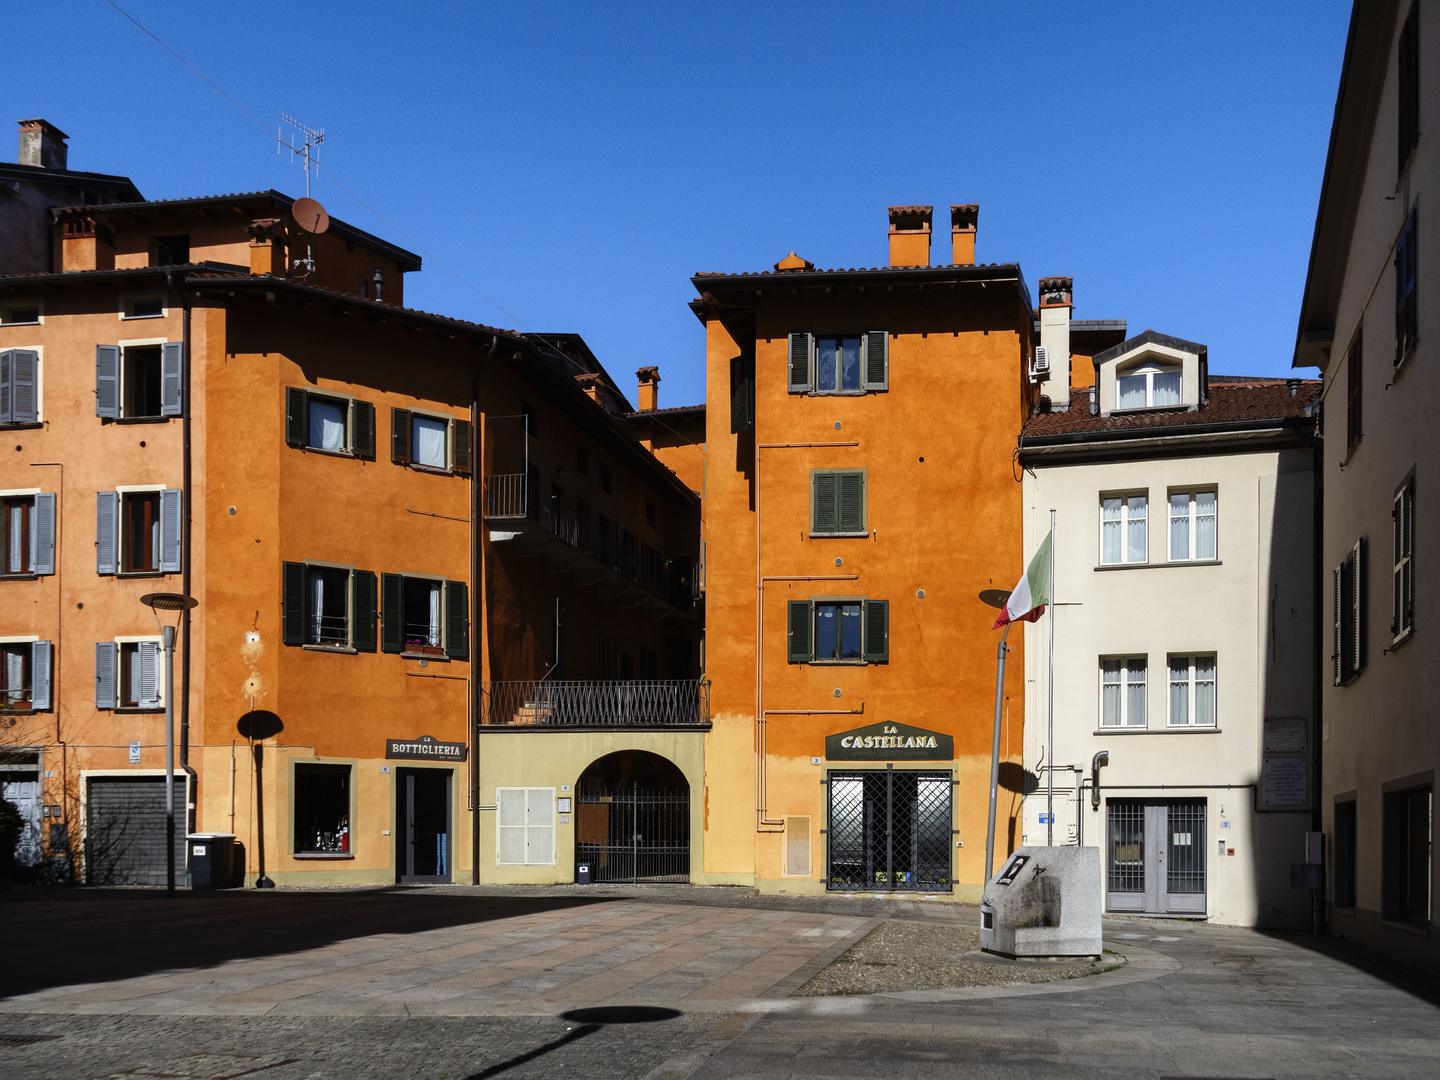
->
[87,776,185,886]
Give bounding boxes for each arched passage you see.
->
[576,751,690,883]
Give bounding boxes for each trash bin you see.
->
[577,862,592,885]
[187,833,237,890]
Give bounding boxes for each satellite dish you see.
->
[291,197,329,235]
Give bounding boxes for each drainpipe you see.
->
[469,334,501,884]
[167,270,198,838]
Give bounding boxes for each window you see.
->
[496,787,555,865]
[390,408,471,474]
[0,301,40,325]
[600,463,613,494]
[284,387,376,458]
[788,331,887,393]
[1392,479,1414,643]
[645,500,656,529]
[380,573,467,659]
[575,496,590,550]
[1346,330,1363,460]
[96,489,181,575]
[1167,655,1216,727]
[1333,799,1357,909]
[811,470,866,536]
[1100,657,1147,727]
[0,349,39,426]
[1396,210,1418,364]
[787,598,887,663]
[1101,494,1147,564]
[730,354,755,433]
[1399,2,1419,174]
[95,343,181,419]
[1,493,54,576]
[121,295,165,320]
[1168,491,1217,561]
[1116,363,1181,410]
[153,235,190,266]
[94,640,160,710]
[576,444,589,475]
[294,764,351,855]
[1,640,51,711]
[281,562,377,651]
[1333,540,1364,685]
[1382,785,1431,927]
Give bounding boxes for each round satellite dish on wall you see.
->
[291,197,330,234]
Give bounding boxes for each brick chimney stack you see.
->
[636,366,660,411]
[887,206,932,267]
[18,119,68,170]
[951,204,978,265]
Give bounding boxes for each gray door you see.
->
[1106,800,1206,915]
[1,773,42,868]
[87,776,184,885]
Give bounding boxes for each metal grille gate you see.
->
[827,770,952,891]
[576,787,690,883]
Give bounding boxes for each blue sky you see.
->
[14,1,1350,407]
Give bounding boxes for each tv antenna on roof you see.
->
[278,114,323,198]
[278,116,327,278]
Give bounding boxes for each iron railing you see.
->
[484,473,528,519]
[577,788,690,882]
[482,679,708,727]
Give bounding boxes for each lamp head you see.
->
[978,588,1011,610]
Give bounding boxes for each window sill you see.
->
[0,574,39,581]
[793,389,873,397]
[1109,403,1196,416]
[809,532,869,539]
[112,416,173,425]
[1093,727,1221,735]
[301,446,357,460]
[1388,629,1414,652]
[1095,560,1222,572]
[807,659,868,666]
[402,651,449,662]
[0,707,38,715]
[302,644,358,655]
[408,463,455,476]
[0,422,43,431]
[1330,904,1357,917]
[1381,919,1431,938]
[115,707,164,714]
[292,852,354,860]
[120,313,165,321]
[118,571,168,579]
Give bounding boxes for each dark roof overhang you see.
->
[0,162,143,201]
[1018,416,1317,467]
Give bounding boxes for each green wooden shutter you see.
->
[863,331,888,390]
[391,408,412,464]
[284,387,307,447]
[282,561,306,645]
[788,333,813,392]
[353,400,376,460]
[352,570,377,651]
[445,579,469,659]
[812,472,838,533]
[381,572,404,653]
[729,355,754,433]
[838,472,865,533]
[787,600,812,663]
[863,600,889,663]
[453,419,473,475]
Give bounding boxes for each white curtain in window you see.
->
[310,571,325,642]
[309,398,346,452]
[1152,371,1182,406]
[413,416,447,468]
[1195,492,1216,559]
[1118,374,1146,410]
[7,504,22,573]
[1126,496,1147,563]
[1170,656,1190,725]
[4,648,23,703]
[1195,656,1216,725]
[426,581,442,648]
[1101,660,1122,725]
[1126,659,1147,726]
[1101,498,1122,564]
[1170,494,1190,560]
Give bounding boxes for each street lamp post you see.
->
[141,592,197,898]
[978,588,1012,884]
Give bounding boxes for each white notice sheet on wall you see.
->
[1262,756,1308,807]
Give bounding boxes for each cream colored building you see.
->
[1016,329,1319,927]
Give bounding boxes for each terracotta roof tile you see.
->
[1023,381,1320,439]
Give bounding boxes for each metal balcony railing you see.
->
[482,679,709,727]
[484,473,528,519]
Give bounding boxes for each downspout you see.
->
[470,333,501,884]
[167,270,198,838]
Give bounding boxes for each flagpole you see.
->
[1047,509,1056,847]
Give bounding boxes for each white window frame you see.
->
[1100,492,1148,565]
[1167,654,1217,728]
[114,484,170,576]
[1,488,42,576]
[409,407,455,472]
[1116,361,1182,410]
[116,338,170,419]
[118,291,167,321]
[1392,480,1414,645]
[1167,488,1218,562]
[302,560,357,651]
[0,634,44,712]
[495,786,556,866]
[397,571,447,657]
[1100,656,1148,728]
[114,634,165,710]
[0,298,43,326]
[304,389,357,456]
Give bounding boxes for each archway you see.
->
[576,751,690,883]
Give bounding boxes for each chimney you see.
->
[60,214,114,272]
[950,204,978,265]
[1038,277,1073,411]
[887,206,932,267]
[636,366,660,411]
[18,119,68,170]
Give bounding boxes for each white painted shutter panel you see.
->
[788,332,813,393]
[96,345,120,419]
[1350,540,1363,676]
[11,349,38,423]
[138,641,161,708]
[0,350,11,423]
[526,788,555,865]
[30,640,51,711]
[497,789,526,864]
[160,341,183,416]
[95,642,118,709]
[31,492,55,575]
[1332,565,1342,686]
[96,491,118,575]
[863,331,888,390]
[158,489,182,573]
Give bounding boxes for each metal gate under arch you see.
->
[576,786,690,883]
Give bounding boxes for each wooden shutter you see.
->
[445,579,469,659]
[1394,484,1414,639]
[10,349,38,423]
[391,408,412,464]
[31,492,55,575]
[0,350,10,423]
[96,345,120,419]
[863,600,889,663]
[838,471,865,533]
[863,331,888,390]
[453,419,473,475]
[729,355,754,433]
[1332,564,1343,686]
[285,387,307,447]
[352,570,377,652]
[497,789,526,864]
[96,491,118,575]
[1351,539,1363,676]
[787,600,811,663]
[1395,213,1418,363]
[281,561,306,645]
[1399,3,1419,172]
[381,572,404,653]
[95,642,118,709]
[138,641,161,708]
[788,332,813,393]
[160,341,183,416]
[158,489,182,573]
[812,472,838,533]
[350,399,375,459]
[30,640,51,711]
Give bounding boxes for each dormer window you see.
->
[1117,362,1181,410]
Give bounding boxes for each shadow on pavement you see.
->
[1259,927,1440,1008]
[0,887,608,1000]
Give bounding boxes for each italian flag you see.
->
[992,530,1052,629]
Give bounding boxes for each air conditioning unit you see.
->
[1030,346,1050,383]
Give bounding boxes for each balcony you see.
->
[481,679,710,729]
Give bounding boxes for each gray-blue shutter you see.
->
[160,341,183,416]
[30,640,51,711]
[812,472,838,534]
[838,472,865,533]
[138,641,161,708]
[31,492,55,575]
[863,600,888,663]
[788,601,812,663]
[96,345,120,418]
[0,350,11,423]
[11,349,38,423]
[95,642,118,709]
[96,491,118,575]
[863,331,888,391]
[158,489,182,573]
[788,333,813,393]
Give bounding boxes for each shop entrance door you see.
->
[396,768,451,883]
[826,770,953,891]
[0,771,42,870]
[1105,800,1206,914]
